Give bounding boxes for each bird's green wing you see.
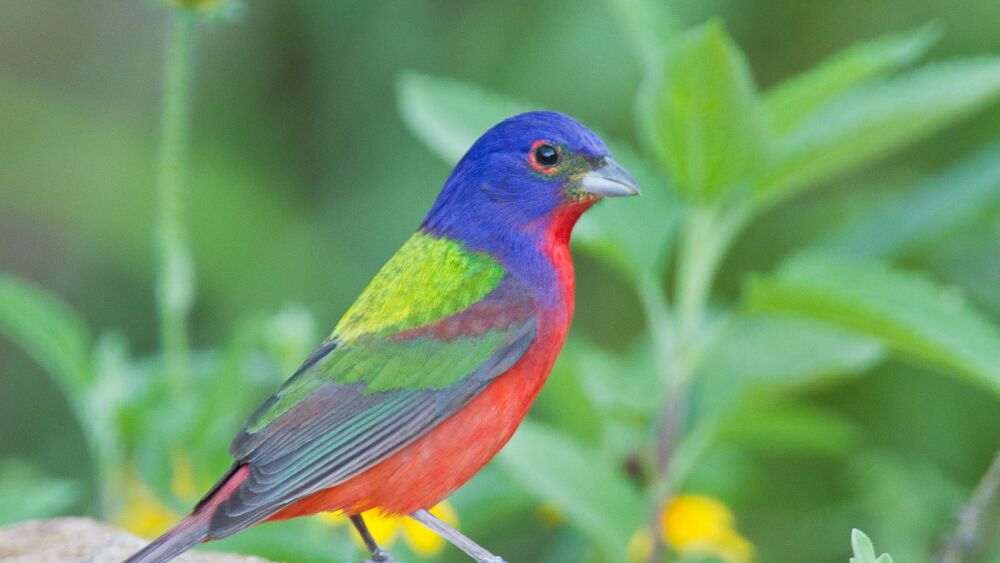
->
[205,232,537,536]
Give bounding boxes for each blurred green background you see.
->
[2,1,1000,562]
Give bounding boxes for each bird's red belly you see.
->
[267,328,563,520]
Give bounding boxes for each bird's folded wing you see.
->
[206,235,537,536]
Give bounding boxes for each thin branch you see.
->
[937,450,1000,563]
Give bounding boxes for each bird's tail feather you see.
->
[124,464,251,563]
[123,513,210,563]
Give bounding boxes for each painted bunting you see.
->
[127,111,640,563]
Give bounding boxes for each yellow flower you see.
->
[113,476,181,539]
[660,494,754,563]
[318,502,460,558]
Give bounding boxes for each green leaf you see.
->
[815,138,1000,259]
[766,23,941,132]
[396,71,534,165]
[759,58,1000,204]
[850,529,881,563]
[746,254,1000,395]
[497,420,643,560]
[645,20,769,202]
[604,0,679,69]
[720,404,859,458]
[0,274,91,392]
[696,313,884,417]
[575,336,662,419]
[0,460,81,525]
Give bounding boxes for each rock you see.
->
[0,517,272,563]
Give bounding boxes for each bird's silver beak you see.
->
[579,157,641,197]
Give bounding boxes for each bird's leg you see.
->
[349,514,398,563]
[409,509,507,563]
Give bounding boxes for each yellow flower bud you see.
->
[535,501,565,527]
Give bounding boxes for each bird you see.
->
[126,110,640,563]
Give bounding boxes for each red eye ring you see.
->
[529,140,561,174]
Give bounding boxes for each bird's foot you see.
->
[476,557,506,563]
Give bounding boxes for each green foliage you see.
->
[397,71,534,165]
[765,24,941,132]
[847,452,964,562]
[695,314,885,417]
[497,420,643,560]
[0,461,81,526]
[720,404,859,458]
[0,275,91,392]
[816,138,1000,259]
[398,7,1000,562]
[645,21,769,202]
[850,529,894,563]
[603,0,678,69]
[747,254,1000,395]
[759,58,1000,204]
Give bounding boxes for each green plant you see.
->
[850,529,893,563]
[0,3,355,561]
[396,4,1000,561]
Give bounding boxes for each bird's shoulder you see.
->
[333,230,512,342]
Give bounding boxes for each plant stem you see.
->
[674,207,717,344]
[638,272,674,382]
[156,9,198,399]
[937,450,1000,563]
[644,202,748,563]
[674,203,747,346]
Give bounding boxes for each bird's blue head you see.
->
[422,111,640,260]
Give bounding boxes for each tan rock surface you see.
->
[0,518,273,563]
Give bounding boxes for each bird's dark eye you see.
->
[529,141,561,173]
[535,144,559,166]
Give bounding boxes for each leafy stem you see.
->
[674,202,748,346]
[643,199,749,562]
[156,9,199,399]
